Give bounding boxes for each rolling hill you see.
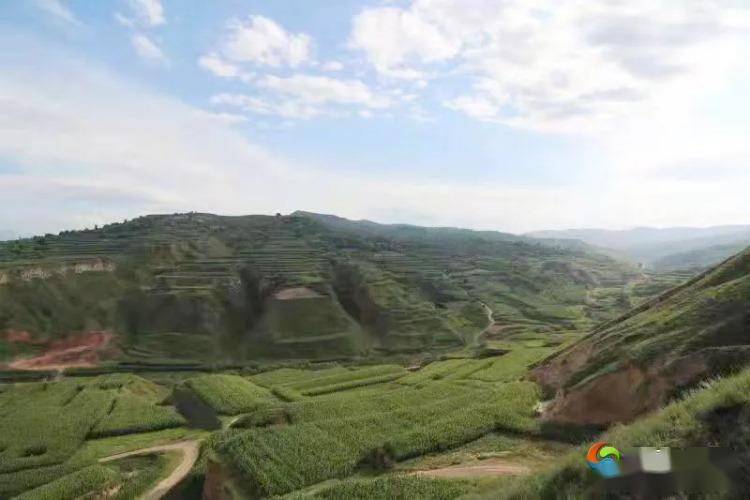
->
[0,212,643,366]
[532,246,750,426]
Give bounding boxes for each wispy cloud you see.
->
[127,0,165,27]
[32,0,81,26]
[218,15,312,68]
[130,34,167,64]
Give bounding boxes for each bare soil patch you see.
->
[8,331,114,370]
[413,459,531,478]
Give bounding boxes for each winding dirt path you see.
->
[99,440,200,500]
[413,458,531,478]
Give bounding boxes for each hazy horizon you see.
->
[2,1,749,235]
[3,209,750,241]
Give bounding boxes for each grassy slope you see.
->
[476,365,750,499]
[0,212,644,362]
[533,247,750,425]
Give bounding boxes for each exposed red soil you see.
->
[3,330,42,344]
[529,340,598,390]
[7,331,114,371]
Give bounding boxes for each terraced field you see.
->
[0,212,667,364]
[213,362,542,497]
[0,352,553,499]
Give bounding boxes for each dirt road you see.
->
[100,440,200,500]
[413,458,531,478]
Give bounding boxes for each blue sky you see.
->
[1,0,749,236]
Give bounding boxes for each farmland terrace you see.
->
[0,212,683,367]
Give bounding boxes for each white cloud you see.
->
[258,74,390,109]
[32,0,80,26]
[211,93,319,120]
[114,12,134,28]
[322,61,344,72]
[443,95,497,121]
[220,15,312,68]
[350,6,458,79]
[127,0,165,27]
[198,54,240,78]
[210,75,391,120]
[350,0,750,132]
[130,34,166,63]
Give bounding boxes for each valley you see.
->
[0,212,747,499]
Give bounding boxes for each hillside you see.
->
[532,246,750,426]
[0,212,643,366]
[526,225,750,270]
[478,363,750,499]
[651,241,750,271]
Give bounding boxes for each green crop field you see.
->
[0,374,201,498]
[217,378,539,497]
[185,374,274,414]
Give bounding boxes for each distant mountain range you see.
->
[526,225,750,270]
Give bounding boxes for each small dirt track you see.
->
[413,458,530,478]
[99,440,200,500]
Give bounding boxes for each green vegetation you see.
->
[0,374,199,497]
[89,392,186,438]
[6,212,747,499]
[470,346,556,382]
[109,453,175,500]
[534,247,750,424]
[397,359,478,385]
[250,366,350,387]
[285,365,407,395]
[14,464,120,500]
[186,374,273,414]
[0,212,649,361]
[486,366,750,499]
[0,379,116,473]
[216,379,539,497]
